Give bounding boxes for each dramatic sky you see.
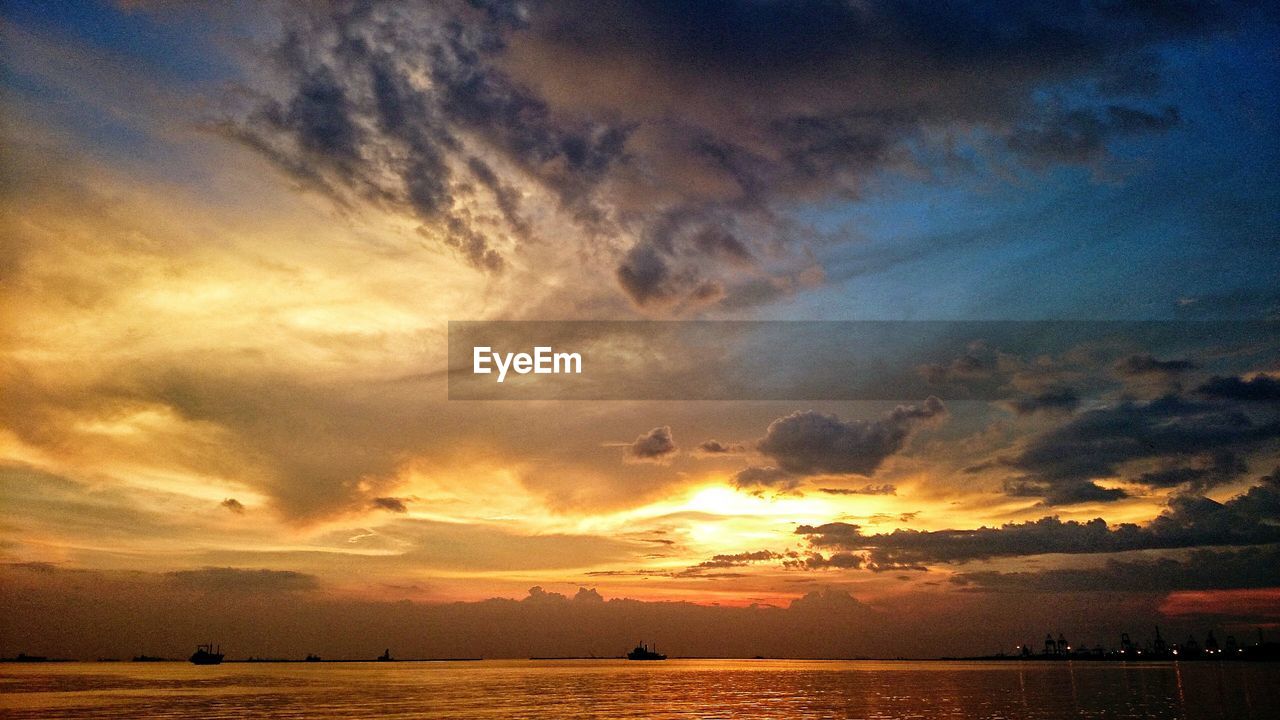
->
[2,0,1279,659]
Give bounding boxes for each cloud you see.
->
[731,466,797,491]
[1196,375,1280,402]
[521,585,569,604]
[696,439,744,455]
[1006,386,1080,415]
[624,426,678,463]
[951,546,1280,593]
[216,1,1250,310]
[220,498,245,514]
[371,497,409,513]
[1002,391,1280,505]
[786,587,877,615]
[616,244,674,307]
[0,463,188,542]
[793,522,864,548]
[1114,353,1197,377]
[786,552,866,571]
[817,484,897,496]
[1133,451,1247,493]
[221,2,626,273]
[1002,477,1127,506]
[2,565,939,659]
[920,347,999,386]
[165,567,319,592]
[676,549,785,575]
[1006,104,1180,166]
[314,517,638,572]
[694,550,781,569]
[795,468,1280,567]
[757,398,944,476]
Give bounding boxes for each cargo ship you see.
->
[189,643,224,665]
[626,642,666,660]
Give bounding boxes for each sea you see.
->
[1,659,1276,718]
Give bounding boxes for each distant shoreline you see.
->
[3,656,1278,664]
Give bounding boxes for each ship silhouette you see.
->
[627,642,666,660]
[189,643,224,665]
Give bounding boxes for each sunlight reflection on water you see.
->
[1,659,1276,719]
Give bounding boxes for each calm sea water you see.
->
[1,659,1276,719]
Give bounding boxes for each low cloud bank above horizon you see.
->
[7,562,1269,660]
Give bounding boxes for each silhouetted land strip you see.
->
[530,656,622,660]
[8,627,1278,664]
[0,654,73,663]
[235,657,485,663]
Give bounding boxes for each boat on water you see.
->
[376,648,393,661]
[305,654,322,662]
[626,642,666,660]
[189,644,224,665]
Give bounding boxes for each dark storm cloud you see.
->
[1134,451,1247,492]
[1002,391,1280,505]
[921,347,999,386]
[818,484,897,496]
[951,545,1280,593]
[616,243,673,306]
[731,466,797,491]
[514,1,1245,110]
[796,468,1280,567]
[624,425,678,463]
[1002,477,1127,505]
[1007,386,1080,416]
[689,227,754,266]
[1006,104,1180,165]
[466,155,530,239]
[1114,353,1198,377]
[224,1,628,272]
[220,498,246,514]
[1197,375,1280,402]
[793,522,864,548]
[696,439,744,455]
[166,567,320,592]
[220,1,1261,308]
[693,550,781,569]
[505,0,1261,304]
[757,398,944,476]
[371,496,409,513]
[786,551,865,571]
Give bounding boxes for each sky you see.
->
[1,0,1279,660]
